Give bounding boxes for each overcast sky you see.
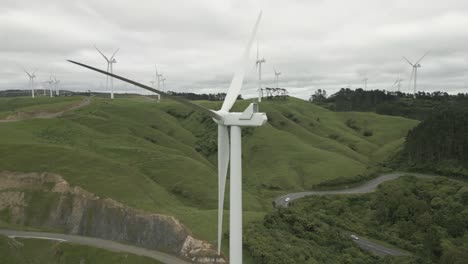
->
[1,0,468,99]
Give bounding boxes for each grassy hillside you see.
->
[0,235,162,264]
[0,96,418,244]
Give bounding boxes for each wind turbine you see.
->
[362,78,368,90]
[43,77,54,97]
[255,40,266,102]
[403,51,430,98]
[53,75,60,96]
[392,74,403,92]
[23,69,37,98]
[69,12,264,264]
[155,65,163,90]
[160,76,166,92]
[274,67,281,89]
[149,81,160,102]
[95,45,119,99]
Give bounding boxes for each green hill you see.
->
[0,96,418,242]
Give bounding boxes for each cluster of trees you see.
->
[400,105,468,177]
[262,87,288,99]
[166,91,242,101]
[245,176,468,263]
[310,88,468,120]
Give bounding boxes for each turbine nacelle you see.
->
[215,103,267,127]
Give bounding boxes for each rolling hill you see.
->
[0,95,418,246]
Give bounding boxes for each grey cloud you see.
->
[1,0,468,100]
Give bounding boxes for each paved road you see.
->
[350,235,409,256]
[0,229,190,264]
[274,172,433,207]
[274,172,436,257]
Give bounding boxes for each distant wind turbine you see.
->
[362,78,368,90]
[403,51,430,98]
[392,74,403,92]
[95,45,119,99]
[23,68,37,98]
[160,76,166,92]
[274,67,281,89]
[43,77,54,97]
[255,40,266,102]
[53,74,60,96]
[155,65,163,90]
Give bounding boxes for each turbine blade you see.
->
[217,124,230,255]
[392,80,398,87]
[402,56,414,66]
[221,11,262,112]
[94,46,109,62]
[110,48,120,60]
[415,50,430,65]
[68,60,222,120]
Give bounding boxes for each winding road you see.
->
[0,229,190,264]
[274,171,436,257]
[274,172,433,208]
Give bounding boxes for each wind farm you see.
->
[1,2,468,264]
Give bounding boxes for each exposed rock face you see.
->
[0,172,226,263]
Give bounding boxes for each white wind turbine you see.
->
[362,77,368,90]
[149,80,160,102]
[43,77,54,97]
[155,65,163,90]
[274,67,281,89]
[403,51,430,98]
[160,76,166,92]
[392,74,403,92]
[69,12,264,264]
[95,45,119,99]
[53,75,60,96]
[255,40,266,102]
[23,69,37,98]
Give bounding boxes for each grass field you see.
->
[0,95,418,245]
[0,235,162,264]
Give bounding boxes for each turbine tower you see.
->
[53,75,60,96]
[155,65,163,91]
[403,51,430,98]
[362,78,368,90]
[43,77,54,97]
[95,45,119,99]
[160,76,166,92]
[392,74,403,92]
[255,40,266,102]
[69,12,264,264]
[274,67,281,89]
[23,69,36,98]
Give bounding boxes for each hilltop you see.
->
[0,95,418,248]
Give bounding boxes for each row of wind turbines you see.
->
[358,51,430,98]
[23,68,61,98]
[255,42,283,103]
[94,45,166,101]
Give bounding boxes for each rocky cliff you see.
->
[0,171,226,263]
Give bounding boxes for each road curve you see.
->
[350,235,409,257]
[0,229,190,264]
[275,172,433,208]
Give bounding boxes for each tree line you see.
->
[310,88,468,120]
